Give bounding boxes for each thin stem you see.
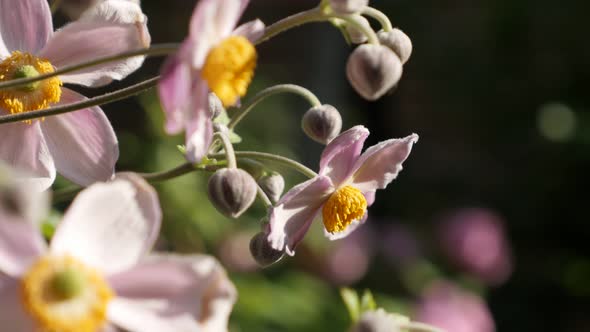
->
[256,7,379,45]
[52,186,81,204]
[214,132,237,168]
[50,0,63,14]
[0,44,178,90]
[362,7,393,32]
[0,77,158,124]
[139,162,196,182]
[211,151,317,179]
[228,84,322,129]
[256,185,273,208]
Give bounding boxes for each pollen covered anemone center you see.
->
[201,36,257,107]
[19,255,114,332]
[322,185,368,234]
[0,51,62,121]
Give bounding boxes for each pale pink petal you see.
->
[351,134,418,192]
[0,213,46,277]
[364,190,376,206]
[268,176,334,255]
[323,213,367,241]
[233,19,265,42]
[319,125,369,186]
[188,0,249,68]
[158,53,193,134]
[108,254,236,332]
[50,178,161,274]
[0,276,36,330]
[39,0,150,87]
[185,79,213,163]
[41,89,118,186]
[0,164,50,225]
[0,0,52,54]
[0,121,56,191]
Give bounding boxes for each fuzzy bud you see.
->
[345,16,372,44]
[249,232,285,267]
[329,0,369,14]
[257,172,285,204]
[377,28,413,64]
[208,168,258,218]
[301,105,343,144]
[209,93,225,119]
[346,44,403,101]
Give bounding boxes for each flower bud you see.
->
[249,232,285,267]
[345,16,372,44]
[346,44,403,101]
[257,172,285,204]
[377,28,413,64]
[349,309,406,332]
[329,0,369,14]
[208,168,258,218]
[209,93,225,119]
[301,105,343,144]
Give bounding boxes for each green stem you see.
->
[0,77,158,124]
[256,7,378,45]
[257,185,273,208]
[211,151,317,179]
[214,132,237,168]
[228,84,321,129]
[362,7,393,32]
[0,44,178,90]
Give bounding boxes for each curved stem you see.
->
[256,7,378,45]
[214,132,237,168]
[0,44,178,90]
[362,7,393,32]
[0,77,158,124]
[211,151,317,179]
[228,84,321,129]
[257,185,273,208]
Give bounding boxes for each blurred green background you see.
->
[53,0,590,331]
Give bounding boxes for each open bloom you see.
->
[0,0,151,190]
[0,174,237,332]
[158,0,265,162]
[267,125,418,255]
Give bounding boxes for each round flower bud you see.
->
[209,92,225,119]
[329,0,369,14]
[249,232,285,267]
[346,44,403,101]
[377,28,413,64]
[346,16,372,44]
[301,105,343,144]
[208,168,258,218]
[257,172,285,204]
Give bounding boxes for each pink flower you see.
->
[0,174,237,332]
[267,125,418,255]
[414,280,496,332]
[438,208,513,285]
[0,0,151,191]
[158,0,265,162]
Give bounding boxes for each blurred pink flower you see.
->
[438,208,513,285]
[323,226,374,285]
[0,174,236,332]
[414,280,495,332]
[0,0,151,190]
[267,125,418,255]
[158,0,264,162]
[380,223,421,267]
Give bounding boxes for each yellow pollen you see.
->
[322,186,368,234]
[0,51,62,124]
[20,255,113,332]
[201,36,256,107]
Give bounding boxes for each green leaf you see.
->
[360,289,377,313]
[340,288,360,323]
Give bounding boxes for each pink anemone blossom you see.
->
[0,0,151,191]
[266,125,418,255]
[158,0,265,162]
[0,173,237,332]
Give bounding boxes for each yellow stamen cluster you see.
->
[201,36,256,107]
[20,255,113,332]
[0,51,62,123]
[322,185,368,233]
